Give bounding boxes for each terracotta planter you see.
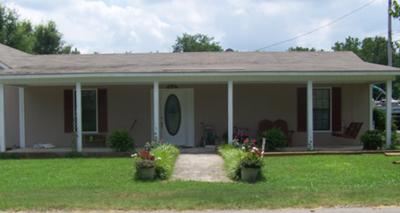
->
[137,167,155,180]
[241,167,260,183]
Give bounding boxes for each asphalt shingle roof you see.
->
[0,43,398,76]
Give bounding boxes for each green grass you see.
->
[151,144,180,180]
[1,154,400,210]
[218,144,246,180]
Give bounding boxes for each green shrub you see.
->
[107,130,134,152]
[260,128,287,151]
[373,108,398,131]
[151,144,180,180]
[361,130,385,150]
[218,144,247,180]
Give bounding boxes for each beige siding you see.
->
[20,83,370,148]
[5,86,19,148]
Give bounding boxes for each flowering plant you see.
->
[132,150,160,169]
[233,137,257,152]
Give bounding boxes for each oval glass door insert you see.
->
[164,94,181,136]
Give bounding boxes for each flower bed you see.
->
[132,142,180,180]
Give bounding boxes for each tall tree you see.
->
[33,21,63,54]
[0,3,78,54]
[172,33,223,52]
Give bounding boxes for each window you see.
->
[313,88,331,131]
[74,89,98,133]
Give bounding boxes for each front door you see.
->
[160,89,194,146]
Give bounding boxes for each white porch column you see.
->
[75,82,83,152]
[369,84,374,130]
[228,80,233,144]
[18,87,25,148]
[307,80,314,151]
[0,84,5,152]
[386,80,393,148]
[153,81,160,141]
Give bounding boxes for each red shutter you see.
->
[332,87,342,132]
[297,87,307,132]
[64,89,74,133]
[98,89,108,133]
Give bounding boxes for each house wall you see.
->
[19,83,369,148]
[4,86,19,148]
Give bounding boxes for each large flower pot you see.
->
[137,167,155,180]
[241,167,260,183]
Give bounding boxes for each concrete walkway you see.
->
[172,153,231,182]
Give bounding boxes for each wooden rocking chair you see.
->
[332,122,363,139]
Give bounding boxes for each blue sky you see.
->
[2,0,399,53]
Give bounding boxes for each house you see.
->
[0,43,399,152]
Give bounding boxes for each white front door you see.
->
[160,89,194,146]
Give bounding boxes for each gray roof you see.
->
[0,43,399,76]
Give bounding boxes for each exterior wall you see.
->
[25,87,73,147]
[20,83,369,149]
[4,86,19,148]
[24,85,152,148]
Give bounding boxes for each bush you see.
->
[374,108,398,131]
[107,130,134,152]
[218,144,247,181]
[150,144,180,180]
[260,128,287,151]
[361,130,385,150]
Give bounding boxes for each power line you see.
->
[255,0,377,51]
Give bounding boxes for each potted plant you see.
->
[133,150,156,180]
[239,147,263,183]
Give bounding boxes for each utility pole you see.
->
[388,0,393,66]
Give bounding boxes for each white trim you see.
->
[0,84,4,152]
[228,80,233,144]
[18,87,25,148]
[369,84,374,130]
[307,80,314,151]
[75,82,82,152]
[386,80,392,148]
[153,81,160,141]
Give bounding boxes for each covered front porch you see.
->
[0,75,394,153]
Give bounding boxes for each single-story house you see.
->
[0,43,398,152]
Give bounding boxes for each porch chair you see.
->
[332,122,363,139]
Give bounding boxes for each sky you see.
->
[2,0,399,54]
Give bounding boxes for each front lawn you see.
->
[0,155,400,210]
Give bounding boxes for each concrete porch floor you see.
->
[7,147,114,153]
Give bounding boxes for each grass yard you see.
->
[0,154,400,210]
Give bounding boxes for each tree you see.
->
[172,33,223,52]
[33,21,63,54]
[0,3,78,54]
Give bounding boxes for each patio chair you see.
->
[332,122,363,139]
